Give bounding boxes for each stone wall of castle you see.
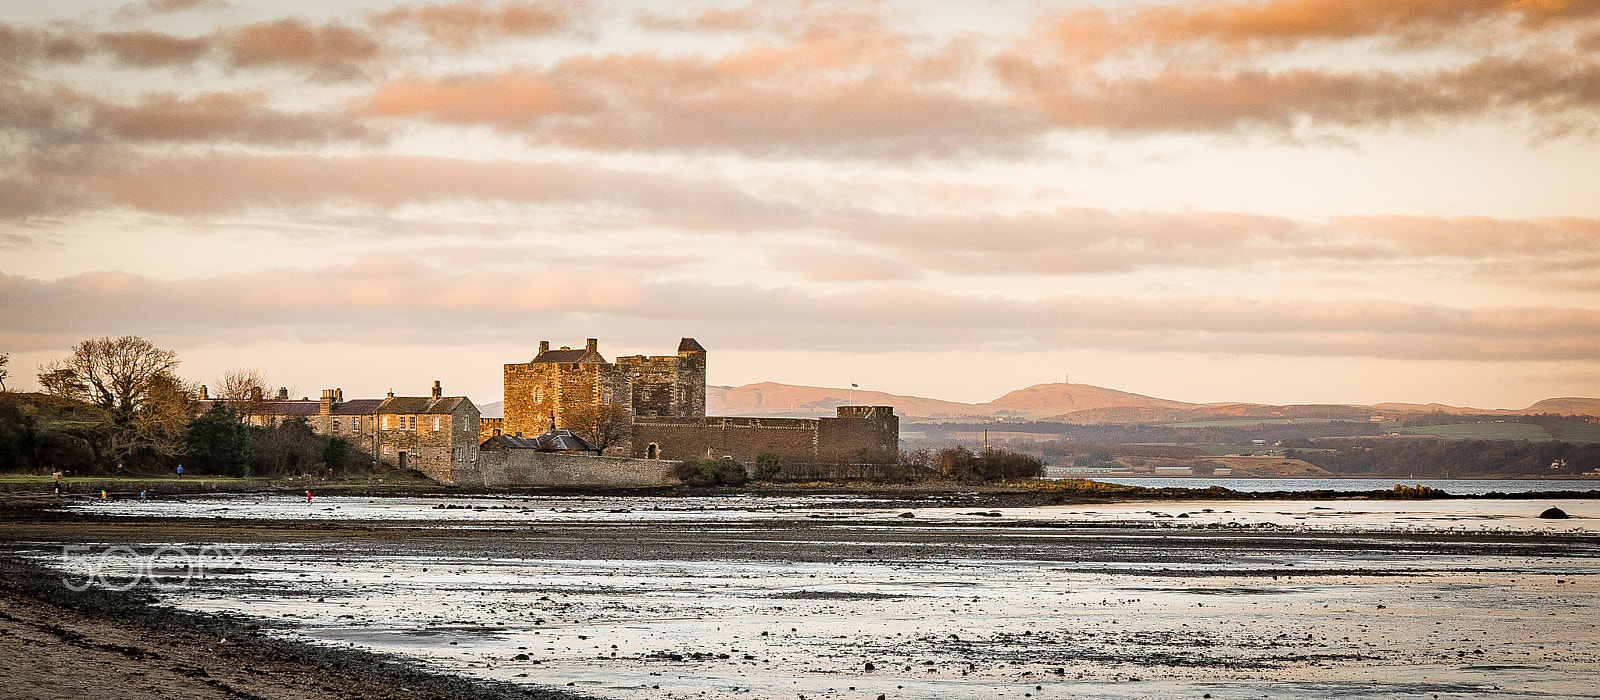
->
[630,406,898,466]
[503,354,632,439]
[817,405,900,462]
[631,416,819,463]
[457,450,679,488]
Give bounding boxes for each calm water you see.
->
[1093,477,1600,494]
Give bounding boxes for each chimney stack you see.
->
[387,388,394,398]
[251,386,262,402]
[335,388,343,402]
[320,389,334,414]
[277,387,288,400]
[199,385,209,400]
[432,380,442,399]
[586,338,598,353]
[538,340,549,355]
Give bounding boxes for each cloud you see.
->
[218,19,381,79]
[92,91,372,144]
[4,262,1598,361]
[97,30,211,67]
[113,0,229,22]
[0,80,370,155]
[10,146,1599,280]
[11,152,798,222]
[368,0,593,49]
[773,249,923,282]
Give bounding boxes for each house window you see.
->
[408,416,416,431]
[535,389,542,402]
[432,417,440,431]
[453,447,462,461]
[603,392,611,405]
[383,445,390,454]
[332,418,340,432]
[383,416,391,430]
[352,416,361,431]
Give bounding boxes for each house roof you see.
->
[481,429,601,454]
[531,348,605,364]
[376,396,473,415]
[678,337,705,353]
[205,396,473,417]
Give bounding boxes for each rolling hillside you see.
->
[483,383,1600,423]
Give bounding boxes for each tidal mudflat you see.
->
[8,494,1599,700]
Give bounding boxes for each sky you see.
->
[2,0,1599,410]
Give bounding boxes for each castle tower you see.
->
[676,337,706,418]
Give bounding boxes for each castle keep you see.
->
[500,338,897,468]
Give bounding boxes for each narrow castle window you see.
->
[603,392,612,405]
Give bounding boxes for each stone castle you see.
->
[494,338,898,466]
[225,337,896,486]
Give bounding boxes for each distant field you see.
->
[1558,421,1600,444]
[1162,418,1340,428]
[1193,445,1286,456]
[1397,423,1552,441]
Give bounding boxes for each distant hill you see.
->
[707,382,977,418]
[481,383,1598,424]
[1523,397,1600,415]
[982,383,1196,416]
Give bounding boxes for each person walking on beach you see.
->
[176,464,183,477]
[53,482,61,499]
[140,491,147,501]
[306,490,313,504]
[100,490,107,500]
[116,464,122,478]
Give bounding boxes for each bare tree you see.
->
[571,401,632,453]
[36,336,188,467]
[215,367,271,423]
[0,352,9,392]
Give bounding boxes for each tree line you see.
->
[0,337,375,477]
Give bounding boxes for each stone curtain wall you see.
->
[461,450,679,488]
[630,416,820,463]
[630,407,898,465]
[817,406,899,462]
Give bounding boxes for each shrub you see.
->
[936,446,1046,484]
[671,457,748,486]
[753,452,782,479]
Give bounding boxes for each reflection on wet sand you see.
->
[28,495,1600,700]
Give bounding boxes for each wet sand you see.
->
[3,494,1598,700]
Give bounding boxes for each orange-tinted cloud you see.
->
[219,19,381,79]
[97,30,211,67]
[369,0,593,49]
[5,263,1599,360]
[93,92,371,144]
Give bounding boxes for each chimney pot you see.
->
[387,388,394,398]
[432,380,442,399]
